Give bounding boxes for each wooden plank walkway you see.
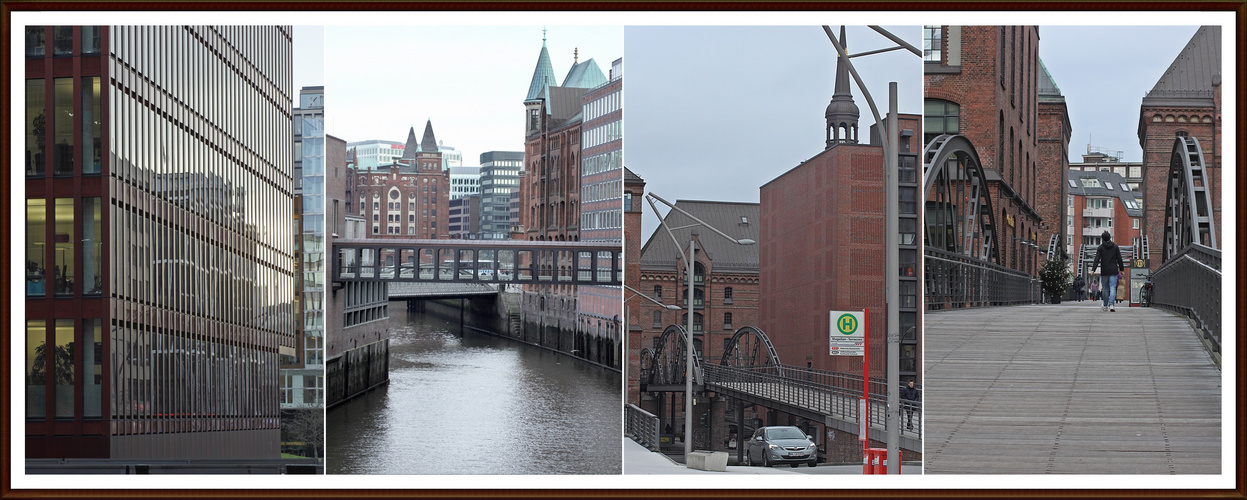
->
[923,302,1221,474]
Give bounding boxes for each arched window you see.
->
[924,99,960,144]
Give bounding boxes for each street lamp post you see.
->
[645,193,755,461]
[822,25,919,474]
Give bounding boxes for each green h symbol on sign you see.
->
[837,314,858,335]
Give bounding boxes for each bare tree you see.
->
[282,404,324,459]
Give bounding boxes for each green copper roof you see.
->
[525,41,557,102]
[562,58,607,89]
[1037,57,1063,100]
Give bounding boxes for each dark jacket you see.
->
[900,384,920,402]
[1073,276,1085,291]
[1092,241,1124,276]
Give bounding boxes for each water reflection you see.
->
[327,305,622,474]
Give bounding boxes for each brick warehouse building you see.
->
[354,121,450,240]
[23,25,295,459]
[924,25,1045,276]
[517,33,610,353]
[1034,59,1073,264]
[624,168,647,403]
[634,200,762,434]
[1137,26,1222,270]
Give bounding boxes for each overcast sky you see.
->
[312,25,621,163]
[624,26,923,237]
[1036,25,1201,163]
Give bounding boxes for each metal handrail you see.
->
[926,247,1038,309]
[625,404,661,451]
[1152,243,1221,353]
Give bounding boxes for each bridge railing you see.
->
[1152,243,1221,352]
[702,364,922,438]
[925,248,1037,309]
[625,404,662,451]
[332,239,621,286]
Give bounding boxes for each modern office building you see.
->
[448,165,481,200]
[282,87,325,414]
[24,25,295,459]
[449,195,481,239]
[478,151,524,240]
[346,139,405,172]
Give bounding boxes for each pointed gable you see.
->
[561,58,607,89]
[1037,57,1063,101]
[400,127,419,160]
[420,119,439,153]
[525,40,558,102]
[1143,26,1220,106]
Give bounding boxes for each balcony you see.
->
[1083,207,1113,218]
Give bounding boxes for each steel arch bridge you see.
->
[923,134,1035,308]
[1164,136,1218,259]
[1150,136,1222,353]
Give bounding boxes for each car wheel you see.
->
[808,460,817,468]
[762,454,770,467]
[790,463,798,468]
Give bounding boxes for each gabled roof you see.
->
[562,58,607,89]
[1037,57,1064,101]
[400,127,419,160]
[548,86,590,122]
[1143,26,1220,105]
[624,167,644,184]
[420,119,439,153]
[639,200,760,273]
[525,41,558,102]
[1067,170,1143,217]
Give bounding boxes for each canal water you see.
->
[326,303,623,475]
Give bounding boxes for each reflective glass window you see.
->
[81,26,101,54]
[83,197,103,294]
[27,199,47,296]
[84,319,102,417]
[54,198,75,295]
[27,320,47,418]
[923,99,960,144]
[54,319,74,418]
[26,27,45,57]
[82,77,102,174]
[27,79,46,176]
[53,26,73,56]
[53,78,74,175]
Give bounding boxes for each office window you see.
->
[54,198,74,295]
[723,287,733,303]
[26,79,45,176]
[54,319,74,418]
[923,26,942,62]
[53,26,72,56]
[81,26,101,54]
[84,319,102,417]
[924,99,959,143]
[83,198,102,294]
[53,78,74,175]
[652,311,662,328]
[26,27,45,57]
[27,199,47,296]
[82,77,101,174]
[26,320,47,417]
[724,312,733,329]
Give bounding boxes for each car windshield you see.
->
[765,427,806,440]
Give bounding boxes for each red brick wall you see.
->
[355,167,449,240]
[624,174,645,404]
[926,26,1042,275]
[1137,106,1218,268]
[1035,100,1071,260]
[759,144,888,375]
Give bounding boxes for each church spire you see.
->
[825,25,860,149]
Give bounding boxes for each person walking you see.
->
[901,379,921,430]
[1089,279,1100,302]
[1091,230,1125,312]
[1073,275,1085,302]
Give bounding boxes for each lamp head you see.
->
[737,239,757,245]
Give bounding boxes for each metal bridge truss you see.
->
[1164,136,1218,259]
[643,324,704,389]
[1151,137,1221,353]
[924,134,1036,308]
[331,239,621,286]
[720,326,784,376]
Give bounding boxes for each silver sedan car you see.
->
[745,426,818,467]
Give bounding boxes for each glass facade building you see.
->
[24,25,295,460]
[478,151,524,240]
[284,87,326,409]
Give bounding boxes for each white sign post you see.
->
[829,310,866,356]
